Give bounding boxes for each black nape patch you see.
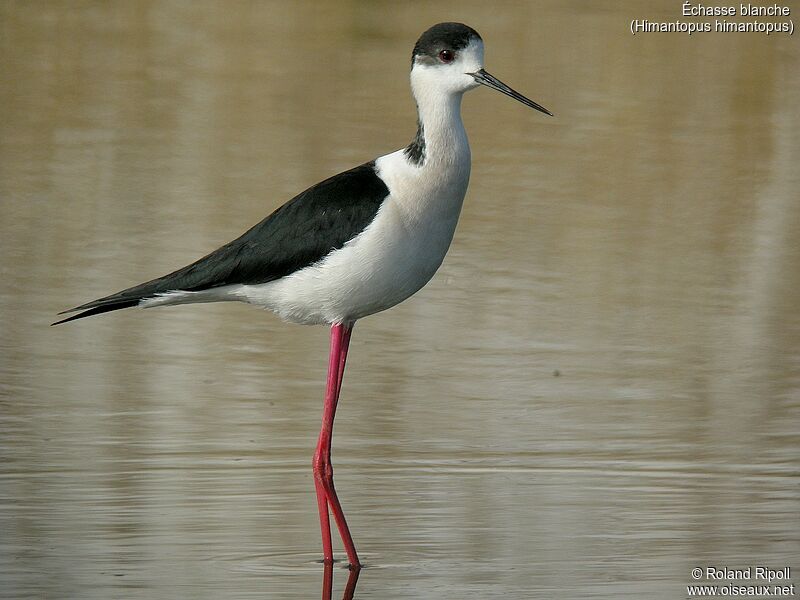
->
[411,22,481,65]
[403,119,425,166]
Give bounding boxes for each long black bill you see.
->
[471,69,552,116]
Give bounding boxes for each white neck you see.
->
[411,84,470,170]
[403,35,486,172]
[374,65,476,229]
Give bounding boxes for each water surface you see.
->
[1,2,798,598]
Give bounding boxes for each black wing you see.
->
[53,161,390,325]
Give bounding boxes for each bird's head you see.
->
[410,22,552,116]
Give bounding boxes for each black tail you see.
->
[51,299,141,326]
[51,271,183,326]
[52,206,294,326]
[51,240,238,326]
[52,237,250,326]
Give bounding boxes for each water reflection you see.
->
[321,562,360,600]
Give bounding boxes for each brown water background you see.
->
[1,1,798,598]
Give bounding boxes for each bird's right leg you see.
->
[313,325,341,563]
[313,322,360,568]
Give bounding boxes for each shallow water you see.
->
[1,2,798,599]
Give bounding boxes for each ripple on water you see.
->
[207,551,389,575]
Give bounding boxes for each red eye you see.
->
[438,49,455,63]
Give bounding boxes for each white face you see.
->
[410,38,485,97]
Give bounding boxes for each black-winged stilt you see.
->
[54,22,551,569]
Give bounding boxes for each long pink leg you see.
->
[312,322,361,568]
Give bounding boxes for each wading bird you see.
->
[54,22,551,569]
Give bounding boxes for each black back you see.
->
[54,161,389,324]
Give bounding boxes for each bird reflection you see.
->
[321,562,360,600]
